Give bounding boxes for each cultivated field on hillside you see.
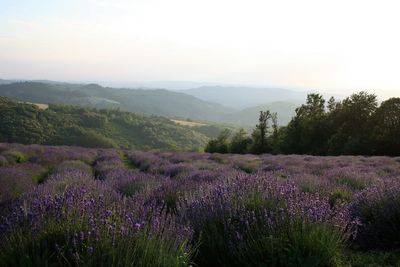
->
[0,143,399,266]
[171,119,207,127]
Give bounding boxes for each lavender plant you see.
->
[1,143,399,266]
[350,179,400,250]
[0,169,192,267]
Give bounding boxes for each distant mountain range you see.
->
[222,102,298,126]
[181,86,307,108]
[0,82,234,122]
[0,80,303,126]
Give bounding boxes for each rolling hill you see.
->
[0,81,302,127]
[0,82,234,121]
[0,96,208,151]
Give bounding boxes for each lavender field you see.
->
[0,143,399,266]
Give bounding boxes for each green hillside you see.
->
[0,96,208,151]
[0,82,234,121]
[0,81,302,128]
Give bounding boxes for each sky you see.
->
[0,0,400,99]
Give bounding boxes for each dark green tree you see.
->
[327,92,378,155]
[282,94,328,154]
[371,97,400,155]
[327,96,337,112]
[229,128,252,154]
[205,129,232,153]
[270,112,279,153]
[251,110,271,154]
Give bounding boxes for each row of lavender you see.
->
[0,143,399,266]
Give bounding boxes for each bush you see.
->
[329,188,352,208]
[2,150,27,164]
[0,176,192,267]
[238,220,346,267]
[345,250,400,267]
[186,175,352,267]
[0,225,191,267]
[0,155,7,166]
[0,163,45,205]
[350,180,400,250]
[52,160,93,176]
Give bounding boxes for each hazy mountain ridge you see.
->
[182,86,307,108]
[0,82,235,121]
[0,81,302,126]
[222,101,298,126]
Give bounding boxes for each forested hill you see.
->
[0,82,234,121]
[0,96,208,151]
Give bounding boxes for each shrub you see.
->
[350,180,400,250]
[233,161,258,174]
[0,155,7,166]
[345,250,400,267]
[238,220,346,267]
[185,174,353,267]
[2,150,27,164]
[0,174,192,267]
[329,188,352,208]
[0,226,191,267]
[0,163,45,205]
[209,154,229,164]
[52,160,93,176]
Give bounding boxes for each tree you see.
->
[282,93,328,154]
[230,128,252,154]
[327,97,337,112]
[302,93,326,116]
[270,112,279,153]
[204,91,399,156]
[251,110,271,154]
[371,98,400,155]
[205,129,232,153]
[327,92,378,155]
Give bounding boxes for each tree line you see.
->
[205,92,400,156]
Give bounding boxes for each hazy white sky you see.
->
[1,0,400,98]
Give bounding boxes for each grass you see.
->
[209,154,230,164]
[0,228,191,267]
[238,221,346,267]
[2,150,28,164]
[118,180,147,197]
[192,215,347,267]
[233,161,259,173]
[329,189,352,207]
[344,250,400,267]
[33,169,50,184]
[121,153,140,170]
[336,176,368,190]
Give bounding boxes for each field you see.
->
[0,143,399,266]
[171,119,207,127]
[17,102,49,110]
[29,102,49,110]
